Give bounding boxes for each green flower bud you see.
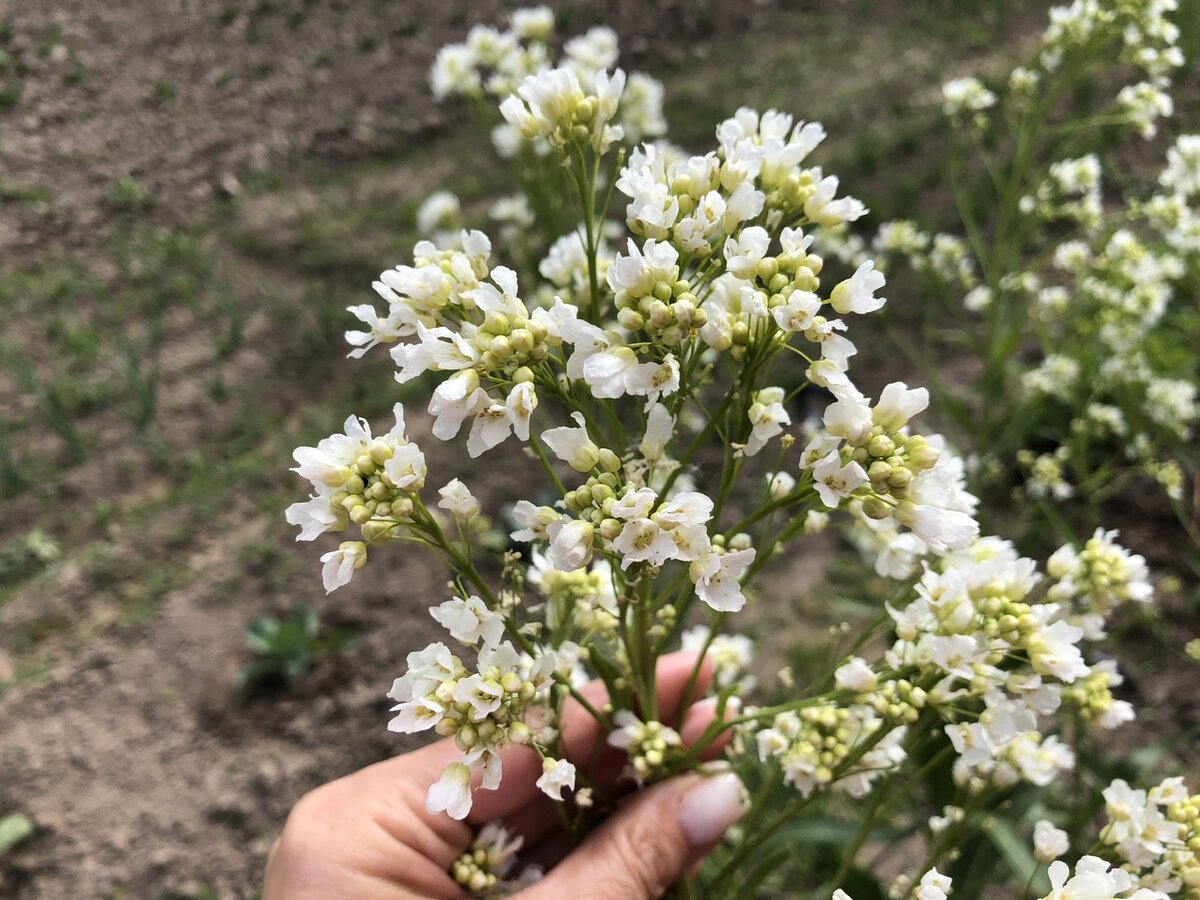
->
[598,448,621,473]
[483,312,510,335]
[510,328,534,354]
[489,335,514,361]
[861,496,890,520]
[867,434,895,458]
[617,307,645,331]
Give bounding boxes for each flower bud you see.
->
[509,328,534,354]
[361,519,394,545]
[617,307,645,331]
[861,496,891,520]
[598,448,621,473]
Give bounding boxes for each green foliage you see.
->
[0,530,59,587]
[0,812,34,855]
[239,606,353,688]
[105,174,155,212]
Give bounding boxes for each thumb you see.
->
[521,772,748,900]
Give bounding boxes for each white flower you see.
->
[804,171,866,227]
[1034,819,1070,863]
[429,372,489,441]
[319,541,367,593]
[454,673,505,721]
[543,413,601,471]
[285,494,343,542]
[510,5,554,41]
[766,470,795,499]
[535,758,577,801]
[511,500,561,543]
[834,657,878,692]
[772,289,821,332]
[416,191,461,238]
[873,382,929,431]
[822,388,873,444]
[612,518,678,569]
[387,694,444,734]
[830,261,886,315]
[813,453,868,508]
[942,76,996,116]
[431,595,505,647]
[724,226,771,279]
[916,868,953,900]
[640,403,674,462]
[438,478,479,519]
[430,45,480,100]
[1040,856,1166,900]
[689,548,755,612]
[427,762,474,820]
[458,381,535,458]
[744,387,791,456]
[546,518,595,571]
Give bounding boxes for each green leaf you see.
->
[0,813,34,854]
[986,816,1038,884]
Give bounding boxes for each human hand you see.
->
[263,651,747,899]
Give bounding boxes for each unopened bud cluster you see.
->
[1165,795,1200,893]
[472,311,557,380]
[615,276,706,345]
[865,678,928,725]
[333,439,418,539]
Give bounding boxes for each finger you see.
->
[495,691,737,849]
[468,651,714,824]
[518,772,748,900]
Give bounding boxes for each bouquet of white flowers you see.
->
[286,5,1199,897]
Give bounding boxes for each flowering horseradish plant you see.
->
[286,7,1200,899]
[840,0,1200,536]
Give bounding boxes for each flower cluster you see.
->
[281,4,1195,897]
[386,610,561,818]
[429,8,665,156]
[857,0,1197,517]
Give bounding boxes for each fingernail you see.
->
[677,772,748,848]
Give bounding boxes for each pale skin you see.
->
[264,652,738,900]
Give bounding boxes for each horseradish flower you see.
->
[812,453,868,508]
[431,595,505,648]
[427,762,474,819]
[438,478,480,519]
[320,542,367,593]
[546,518,595,571]
[834,657,878,693]
[542,413,600,471]
[830,261,887,315]
[744,387,791,457]
[535,758,576,800]
[942,77,996,117]
[689,548,755,612]
[1034,820,1070,862]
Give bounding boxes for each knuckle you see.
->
[598,808,684,899]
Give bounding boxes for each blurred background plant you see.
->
[238,605,354,689]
